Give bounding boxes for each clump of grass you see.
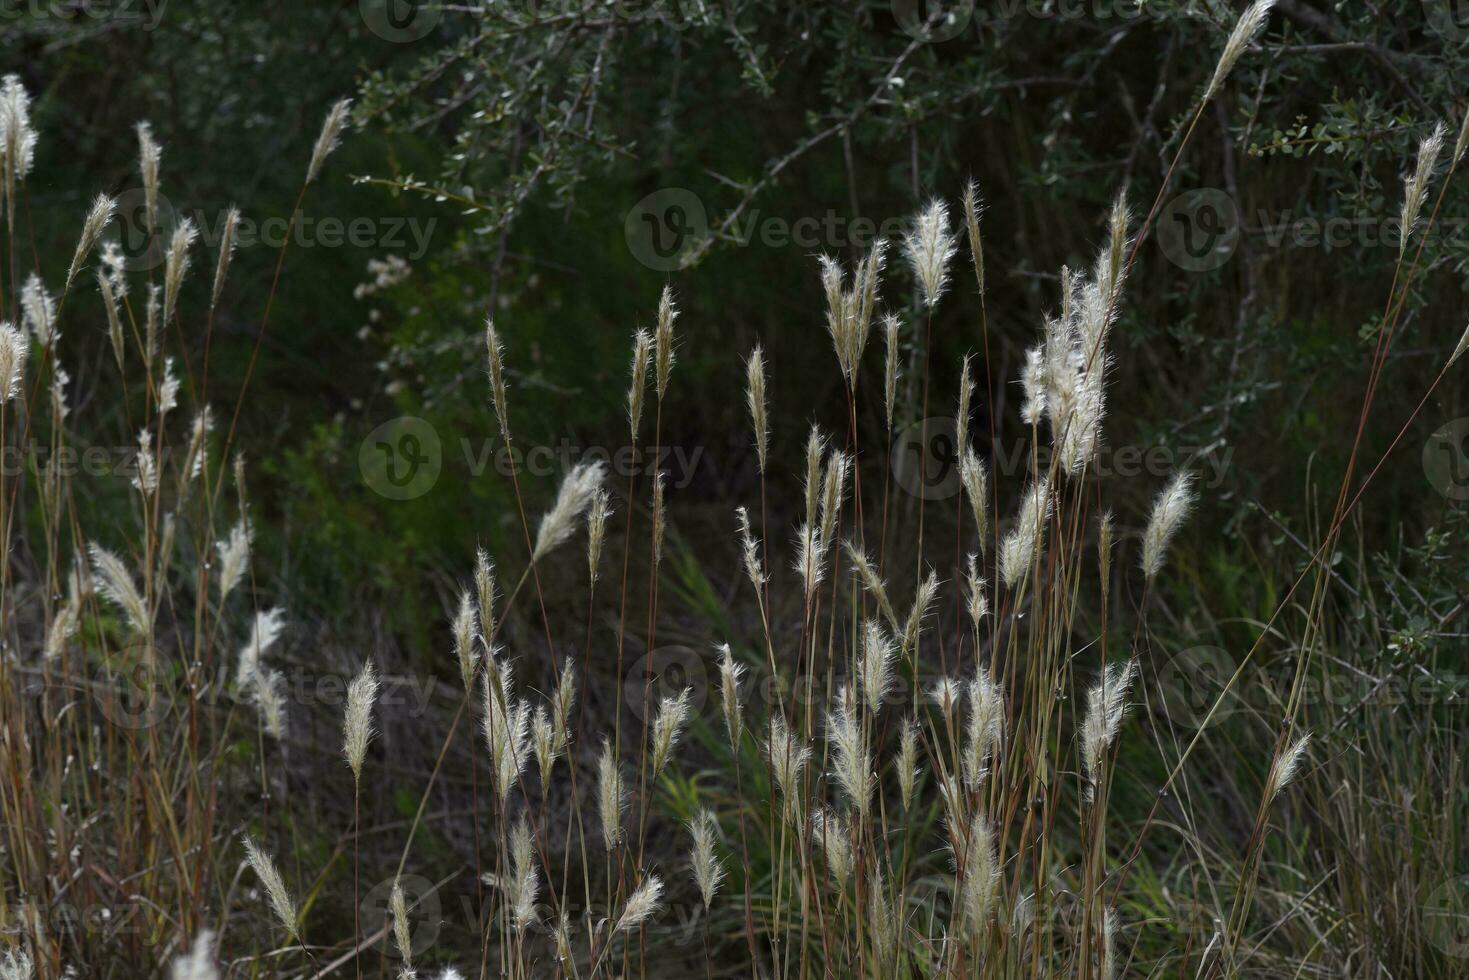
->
[2,5,1465,974]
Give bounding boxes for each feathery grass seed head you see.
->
[533,461,607,561]
[905,198,957,309]
[1140,472,1196,580]
[1205,0,1276,100]
[343,659,380,783]
[241,835,298,939]
[306,97,352,185]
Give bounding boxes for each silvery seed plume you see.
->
[0,322,28,402]
[553,914,573,969]
[1399,122,1447,259]
[1205,0,1276,100]
[474,547,496,644]
[170,931,219,980]
[99,239,128,298]
[817,450,848,549]
[44,597,79,662]
[792,522,825,600]
[89,543,150,635]
[390,879,413,968]
[651,686,693,777]
[1140,472,1196,580]
[1456,109,1469,166]
[306,97,352,185]
[21,273,56,350]
[1081,660,1137,782]
[851,240,887,375]
[1,75,37,231]
[882,314,901,431]
[533,460,607,561]
[343,659,380,783]
[97,268,125,370]
[132,431,158,496]
[615,874,663,933]
[964,554,988,627]
[955,353,975,452]
[803,425,824,526]
[929,677,963,715]
[745,344,769,472]
[716,643,745,748]
[859,620,895,713]
[651,469,668,568]
[586,488,611,585]
[1097,510,1115,590]
[844,541,897,630]
[655,285,677,398]
[1019,345,1046,425]
[67,193,116,292]
[136,121,162,233]
[1099,908,1117,980]
[241,835,298,939]
[962,180,985,296]
[810,808,852,889]
[766,714,811,822]
[0,950,31,980]
[1000,478,1051,588]
[532,705,557,794]
[552,659,576,750]
[827,686,873,819]
[1097,188,1130,303]
[963,668,1004,789]
[736,506,764,593]
[252,668,288,741]
[868,867,896,958]
[960,448,988,553]
[452,590,479,693]
[235,607,286,687]
[49,363,69,421]
[898,717,921,811]
[900,570,940,660]
[159,356,181,415]
[211,206,240,308]
[688,809,725,909]
[480,664,529,802]
[959,812,998,937]
[483,319,510,442]
[597,739,625,849]
[508,818,540,933]
[181,408,213,490]
[144,283,161,362]
[904,198,957,309]
[819,254,849,380]
[1266,732,1310,803]
[626,328,653,443]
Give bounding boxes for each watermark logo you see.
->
[1423,418,1469,501]
[113,187,177,273]
[623,645,708,723]
[360,417,442,500]
[361,0,440,41]
[362,874,441,957]
[1423,0,1469,42]
[1425,876,1469,958]
[1155,645,1239,730]
[92,641,170,731]
[0,0,166,29]
[892,417,963,501]
[625,188,707,272]
[892,0,974,41]
[1157,188,1240,272]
